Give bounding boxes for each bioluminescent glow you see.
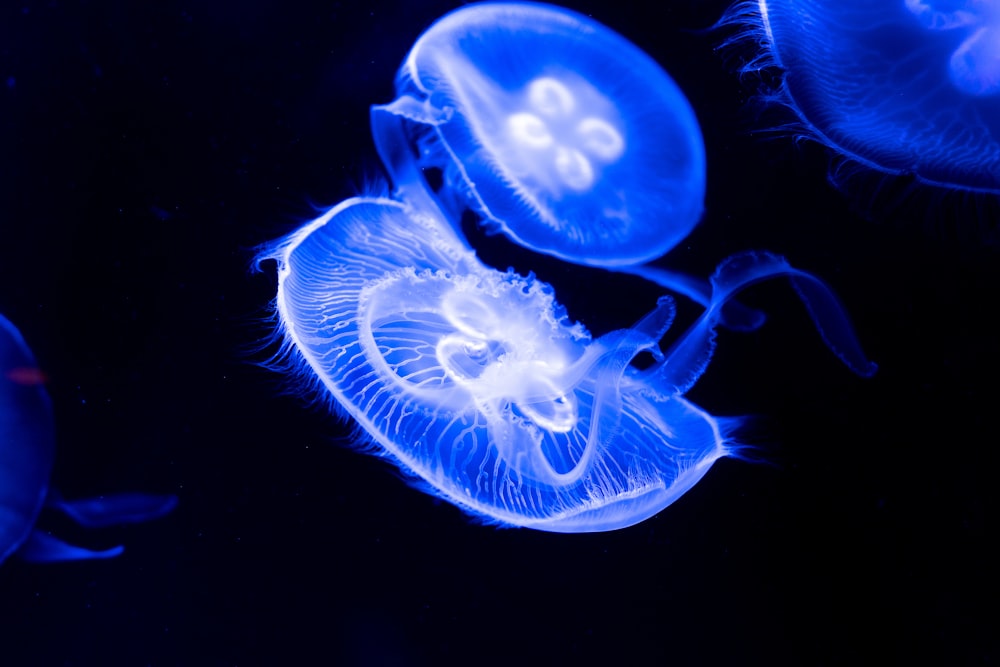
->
[0,314,176,565]
[370,2,706,269]
[721,0,1000,195]
[258,197,874,532]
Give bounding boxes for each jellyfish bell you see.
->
[0,314,176,565]
[261,195,728,531]
[0,314,56,564]
[371,1,707,268]
[258,194,874,532]
[718,0,1000,215]
[372,1,759,327]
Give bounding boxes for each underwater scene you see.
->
[1,0,996,664]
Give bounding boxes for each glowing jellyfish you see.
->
[0,314,176,565]
[721,0,1000,195]
[370,2,730,315]
[258,197,874,532]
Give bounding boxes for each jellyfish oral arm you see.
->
[17,531,124,563]
[906,0,1000,96]
[495,296,677,487]
[614,262,767,332]
[647,252,877,396]
[949,24,1000,96]
[48,492,178,528]
[14,492,178,563]
[370,97,469,224]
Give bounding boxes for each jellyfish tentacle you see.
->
[649,251,876,396]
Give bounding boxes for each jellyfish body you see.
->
[260,197,874,532]
[0,314,176,565]
[723,0,1000,194]
[370,2,706,268]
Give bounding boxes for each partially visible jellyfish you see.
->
[0,314,176,565]
[719,0,1000,197]
[370,2,729,315]
[257,197,874,532]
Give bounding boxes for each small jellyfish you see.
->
[0,314,176,565]
[257,197,874,532]
[720,0,1000,196]
[370,2,724,311]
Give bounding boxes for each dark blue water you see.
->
[0,1,995,665]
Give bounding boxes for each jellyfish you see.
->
[0,314,176,565]
[370,2,746,321]
[719,0,1000,196]
[257,196,874,532]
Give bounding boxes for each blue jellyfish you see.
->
[720,0,1000,196]
[257,197,874,532]
[0,314,176,565]
[370,2,735,316]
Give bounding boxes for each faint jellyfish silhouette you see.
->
[370,2,736,318]
[719,0,1000,200]
[256,197,874,532]
[0,314,176,565]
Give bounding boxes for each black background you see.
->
[0,1,996,665]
